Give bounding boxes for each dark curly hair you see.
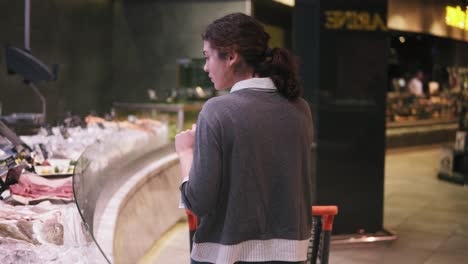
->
[202,13,302,100]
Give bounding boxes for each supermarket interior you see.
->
[1,0,468,263]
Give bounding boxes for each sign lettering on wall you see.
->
[324,10,387,31]
[446,5,468,30]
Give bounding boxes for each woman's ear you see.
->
[227,51,240,67]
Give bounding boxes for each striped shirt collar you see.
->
[230,77,277,93]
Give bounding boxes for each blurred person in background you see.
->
[408,70,425,96]
[175,13,313,264]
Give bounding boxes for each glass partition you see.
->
[72,115,169,262]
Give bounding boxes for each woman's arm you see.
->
[178,114,222,217]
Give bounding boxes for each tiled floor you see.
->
[144,145,468,264]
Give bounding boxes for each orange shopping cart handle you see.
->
[312,206,338,232]
[312,206,338,216]
[187,207,338,232]
[185,210,198,231]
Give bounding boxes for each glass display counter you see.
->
[384,90,468,147]
[0,122,159,263]
[73,120,170,263]
[386,91,461,127]
[3,115,174,263]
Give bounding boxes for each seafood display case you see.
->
[0,114,170,263]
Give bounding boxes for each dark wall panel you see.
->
[295,0,388,234]
[109,0,246,106]
[0,0,113,121]
[0,0,246,122]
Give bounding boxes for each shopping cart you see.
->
[308,206,339,264]
[185,205,338,264]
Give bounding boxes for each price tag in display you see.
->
[60,127,70,139]
[46,126,54,136]
[38,143,49,160]
[5,156,17,169]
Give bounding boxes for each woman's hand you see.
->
[175,124,196,182]
[175,124,197,154]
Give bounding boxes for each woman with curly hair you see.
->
[175,12,313,264]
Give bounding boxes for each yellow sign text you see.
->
[325,10,387,31]
[446,6,468,30]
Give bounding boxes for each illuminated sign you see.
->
[446,5,468,30]
[324,10,387,31]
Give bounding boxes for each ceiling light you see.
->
[272,0,295,7]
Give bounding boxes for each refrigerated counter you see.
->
[73,123,185,264]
